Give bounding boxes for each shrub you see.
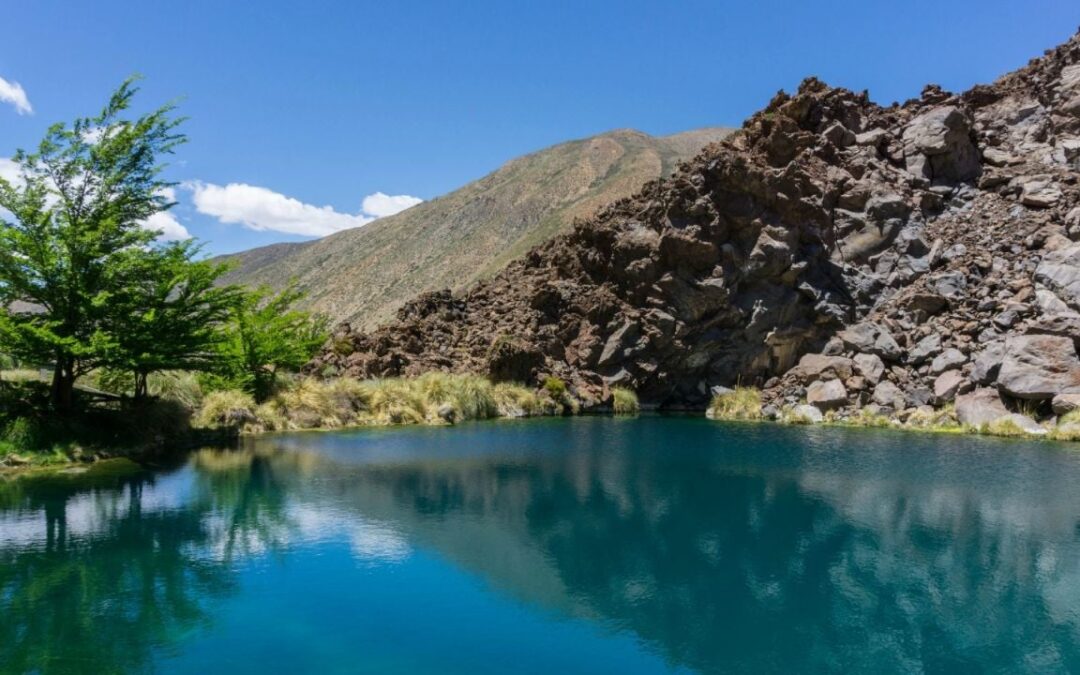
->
[612,387,639,415]
[980,417,1028,437]
[543,376,567,398]
[148,371,205,409]
[493,382,546,418]
[195,390,257,429]
[708,387,762,421]
[904,404,961,431]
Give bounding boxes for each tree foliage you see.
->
[210,285,329,402]
[0,79,229,409]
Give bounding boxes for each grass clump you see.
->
[903,404,961,431]
[195,390,258,430]
[846,408,892,428]
[708,387,762,421]
[612,387,639,415]
[980,417,1028,438]
[492,382,548,418]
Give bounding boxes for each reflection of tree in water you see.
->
[0,450,303,675]
[295,429,1080,673]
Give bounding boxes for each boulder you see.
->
[930,348,967,375]
[853,353,885,385]
[955,388,1010,427]
[1034,243,1080,310]
[997,334,1080,400]
[790,404,824,424]
[1019,175,1062,208]
[901,106,980,183]
[996,413,1047,435]
[933,370,965,403]
[786,354,854,383]
[872,380,905,409]
[1052,392,1080,416]
[970,342,1006,385]
[807,379,848,411]
[837,323,901,361]
[909,334,942,365]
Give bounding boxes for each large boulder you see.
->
[1035,243,1080,310]
[933,370,965,403]
[971,342,1006,384]
[1052,391,1080,416]
[807,379,848,411]
[955,388,1010,427]
[853,353,885,385]
[901,106,981,183]
[997,334,1080,400]
[871,380,905,410]
[837,323,901,361]
[930,348,967,375]
[786,354,854,383]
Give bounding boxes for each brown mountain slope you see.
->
[218,127,732,328]
[314,30,1080,423]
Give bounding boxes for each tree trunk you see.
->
[134,371,148,399]
[51,359,75,412]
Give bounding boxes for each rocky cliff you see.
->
[312,31,1080,424]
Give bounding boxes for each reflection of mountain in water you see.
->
[3,418,1080,673]
[249,420,1080,673]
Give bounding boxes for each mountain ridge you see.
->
[218,126,733,328]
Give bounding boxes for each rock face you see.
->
[311,31,1080,421]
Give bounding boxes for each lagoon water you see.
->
[3,416,1080,673]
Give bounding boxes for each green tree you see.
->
[0,79,185,410]
[214,285,329,402]
[104,241,243,398]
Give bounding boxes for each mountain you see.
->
[218,127,733,329]
[312,30,1080,427]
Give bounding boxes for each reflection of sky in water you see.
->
[4,417,1080,673]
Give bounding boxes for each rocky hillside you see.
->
[219,128,732,329]
[313,31,1080,428]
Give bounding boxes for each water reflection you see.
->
[3,418,1080,673]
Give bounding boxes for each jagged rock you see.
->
[837,323,901,360]
[1019,175,1062,207]
[971,342,1006,384]
[933,370,965,403]
[909,334,942,365]
[955,388,1010,426]
[807,379,848,411]
[872,380,905,409]
[1034,243,1080,310]
[901,106,981,184]
[930,348,967,375]
[315,31,1080,417]
[787,354,854,382]
[853,353,885,385]
[997,334,1080,400]
[1052,391,1080,415]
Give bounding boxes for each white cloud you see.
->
[0,76,32,115]
[0,157,21,185]
[361,191,422,218]
[142,211,190,241]
[188,181,422,237]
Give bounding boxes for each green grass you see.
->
[708,387,762,421]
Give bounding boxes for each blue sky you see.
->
[1,0,1077,255]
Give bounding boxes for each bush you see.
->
[612,387,639,415]
[148,371,205,409]
[195,390,257,429]
[493,382,546,418]
[904,404,960,431]
[708,387,762,421]
[543,376,567,398]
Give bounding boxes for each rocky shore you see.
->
[312,31,1080,435]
